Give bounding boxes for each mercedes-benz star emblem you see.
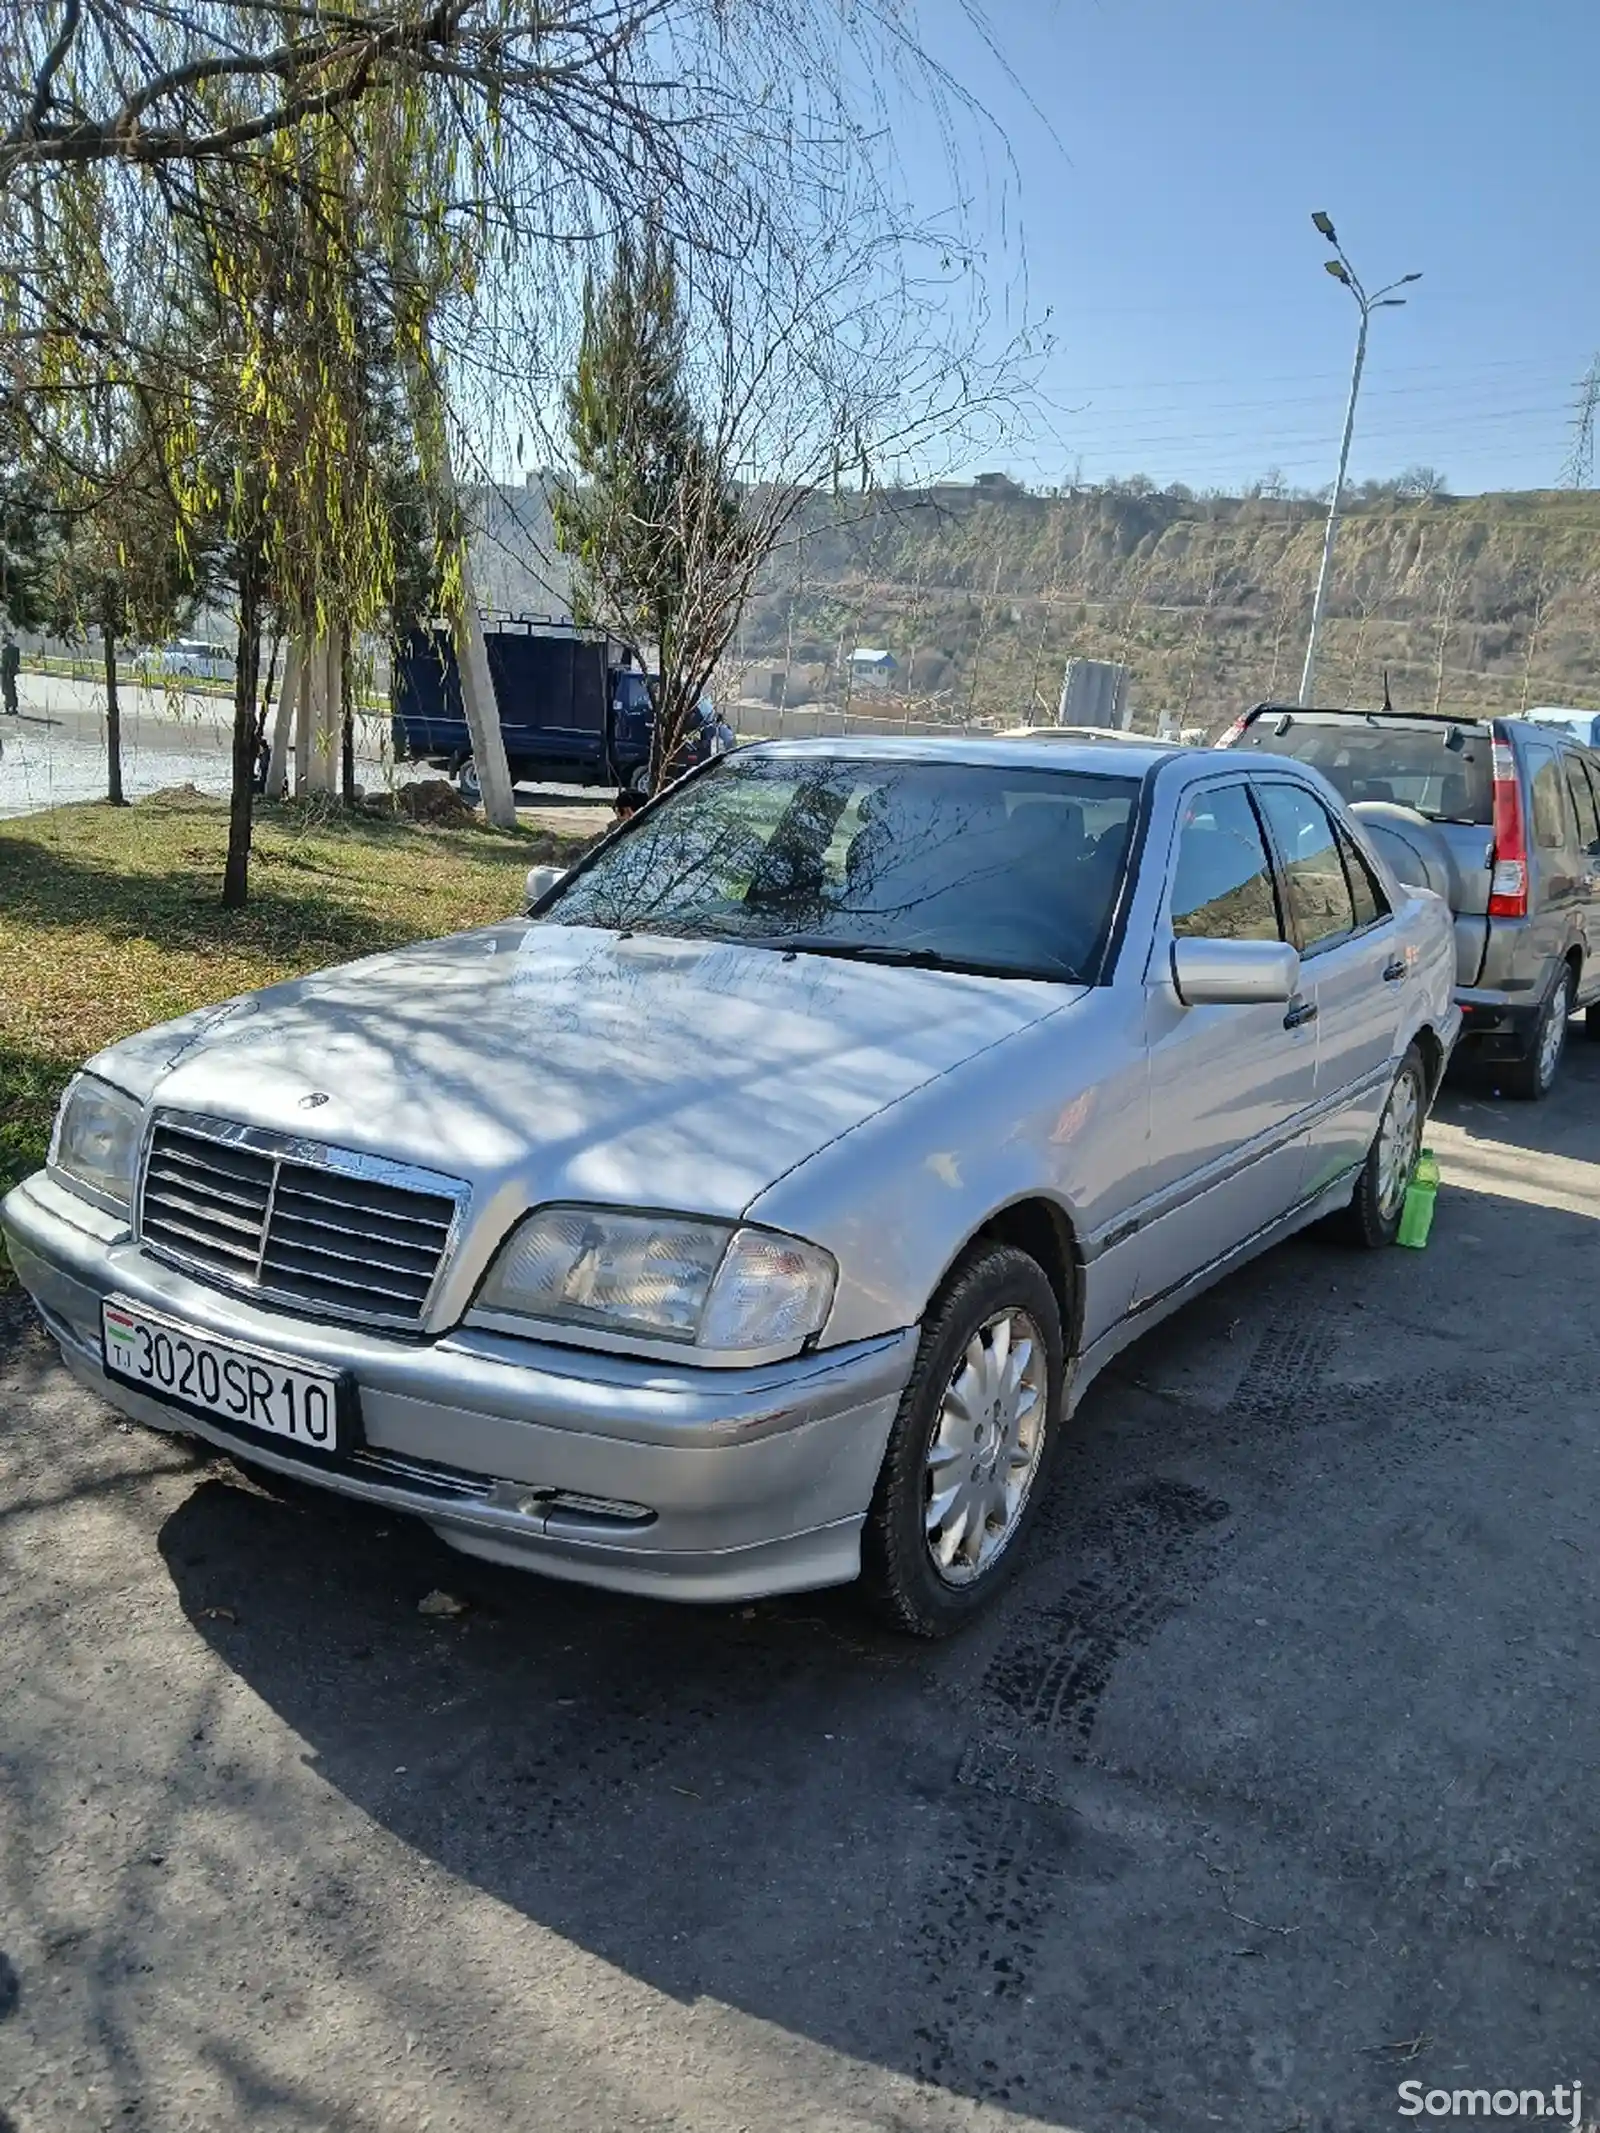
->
[299,1092,330,1110]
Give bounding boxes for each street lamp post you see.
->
[1297,213,1420,706]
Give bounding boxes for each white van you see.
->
[157,639,234,682]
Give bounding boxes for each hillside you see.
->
[471,479,1600,736]
[734,485,1600,734]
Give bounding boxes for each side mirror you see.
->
[524,863,569,912]
[1172,936,1300,1006]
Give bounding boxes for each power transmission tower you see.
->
[1562,356,1600,488]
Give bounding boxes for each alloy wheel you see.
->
[1375,1068,1422,1223]
[1537,973,1572,1090]
[923,1308,1047,1587]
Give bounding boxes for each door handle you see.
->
[1382,957,1407,982]
[1283,998,1318,1030]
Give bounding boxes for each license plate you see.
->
[101,1298,341,1451]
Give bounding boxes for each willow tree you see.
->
[63,426,200,804]
[3,10,471,899]
[176,124,464,901]
[4,1,1035,870]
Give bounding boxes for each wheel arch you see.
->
[1411,1021,1447,1103]
[935,1195,1086,1362]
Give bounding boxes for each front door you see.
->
[1134,778,1317,1309]
[1253,779,1405,1195]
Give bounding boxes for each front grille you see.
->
[139,1119,465,1328]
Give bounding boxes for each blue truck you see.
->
[391,617,730,800]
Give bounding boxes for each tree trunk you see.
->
[103,624,125,806]
[450,542,516,828]
[222,554,262,910]
[340,629,355,805]
[265,637,301,800]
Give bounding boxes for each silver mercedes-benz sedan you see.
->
[3,736,1459,1635]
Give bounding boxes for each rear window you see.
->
[1230,712,1492,824]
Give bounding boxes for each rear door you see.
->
[1254,778,1404,1197]
[1523,741,1586,991]
[1134,777,1317,1307]
[1563,752,1600,1007]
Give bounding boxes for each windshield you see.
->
[1233,713,1492,824]
[543,755,1141,981]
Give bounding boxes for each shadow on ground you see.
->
[136,1053,1600,2127]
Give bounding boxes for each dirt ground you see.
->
[2,1045,1597,2133]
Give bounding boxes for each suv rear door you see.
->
[1520,737,1587,996]
[1562,751,1600,1008]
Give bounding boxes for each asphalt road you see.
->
[2,1044,1598,2133]
[0,675,615,825]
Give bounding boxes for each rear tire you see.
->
[455,756,482,807]
[861,1244,1065,1639]
[1502,964,1573,1100]
[627,762,653,796]
[1342,1044,1426,1249]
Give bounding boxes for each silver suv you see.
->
[1221,704,1600,1098]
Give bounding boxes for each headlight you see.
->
[477,1206,837,1352]
[48,1074,143,1215]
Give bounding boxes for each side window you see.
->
[1564,758,1599,851]
[1585,760,1600,847]
[1170,784,1284,942]
[1256,783,1357,952]
[1337,826,1390,929]
[1529,753,1570,850]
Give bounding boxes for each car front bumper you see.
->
[2,1171,916,1602]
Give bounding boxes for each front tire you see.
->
[627,762,653,796]
[1502,963,1573,1100]
[862,1244,1065,1638]
[1342,1043,1426,1249]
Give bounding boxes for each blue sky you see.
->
[896,0,1600,495]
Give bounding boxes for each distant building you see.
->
[848,647,899,689]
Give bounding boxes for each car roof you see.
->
[738,733,1182,777]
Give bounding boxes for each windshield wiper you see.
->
[745,935,1078,982]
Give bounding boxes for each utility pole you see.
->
[1562,356,1600,489]
[1298,213,1420,706]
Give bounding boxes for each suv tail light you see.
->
[1215,714,1250,748]
[1489,733,1528,917]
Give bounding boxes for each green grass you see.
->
[0,791,589,1270]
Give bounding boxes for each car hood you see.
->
[95,923,1080,1222]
